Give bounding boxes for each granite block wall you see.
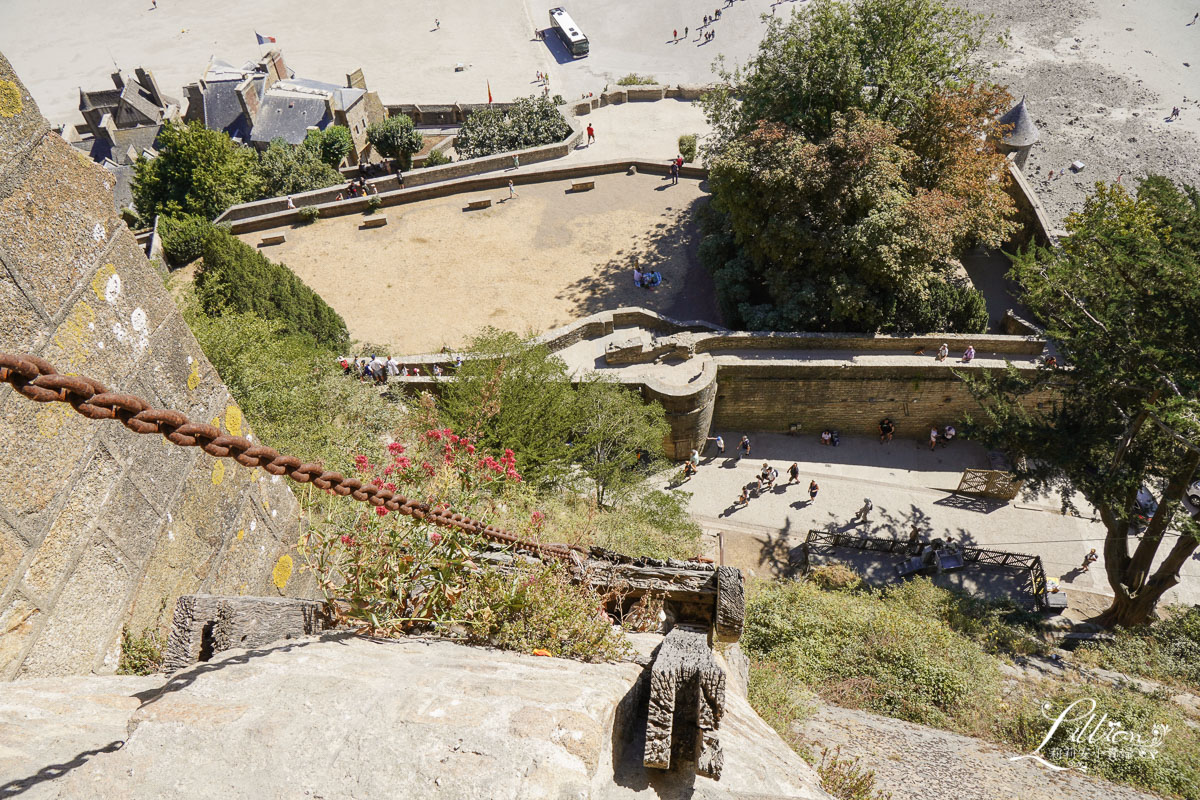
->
[0,53,316,679]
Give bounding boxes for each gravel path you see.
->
[796,702,1166,800]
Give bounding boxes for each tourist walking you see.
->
[513,154,520,169]
[707,433,725,455]
[690,449,701,469]
[929,426,939,450]
[673,29,678,41]
[670,160,679,184]
[587,123,595,144]
[808,480,819,502]
[738,435,751,459]
[853,498,873,524]
[1082,549,1099,572]
[788,462,800,484]
[508,180,518,199]
[435,18,440,29]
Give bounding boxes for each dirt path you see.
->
[240,172,720,353]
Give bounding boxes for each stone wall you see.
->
[0,53,315,679]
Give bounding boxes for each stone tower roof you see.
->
[998,96,1039,147]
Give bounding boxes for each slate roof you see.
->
[201,74,264,141]
[273,78,364,112]
[998,97,1039,147]
[250,92,333,145]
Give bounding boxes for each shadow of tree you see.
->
[553,194,720,325]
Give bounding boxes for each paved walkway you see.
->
[664,432,1200,609]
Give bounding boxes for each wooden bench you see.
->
[258,234,286,247]
[359,215,388,229]
[569,181,595,192]
[465,198,492,210]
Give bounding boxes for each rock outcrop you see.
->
[2,634,830,799]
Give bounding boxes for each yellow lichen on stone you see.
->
[225,406,243,437]
[35,404,69,438]
[0,80,21,117]
[186,361,200,391]
[211,460,225,485]
[52,302,95,367]
[272,554,294,589]
[91,263,116,302]
[236,529,245,541]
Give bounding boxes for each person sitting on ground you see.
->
[961,345,976,363]
[788,462,800,484]
[879,418,894,444]
[821,429,832,446]
[454,355,464,369]
[942,425,956,446]
[936,343,949,362]
[830,430,840,446]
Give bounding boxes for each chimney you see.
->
[135,67,164,108]
[183,83,204,124]
[235,76,261,123]
[111,71,125,90]
[269,50,290,83]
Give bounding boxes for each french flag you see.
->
[255,32,276,45]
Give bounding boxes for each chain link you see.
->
[0,352,575,560]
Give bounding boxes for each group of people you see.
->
[671,3,736,45]
[877,417,956,449]
[921,342,975,362]
[632,264,663,289]
[335,175,379,202]
[667,153,685,184]
[339,353,464,385]
[734,460,820,507]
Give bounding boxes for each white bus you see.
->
[549,7,589,57]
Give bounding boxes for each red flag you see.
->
[487,81,493,104]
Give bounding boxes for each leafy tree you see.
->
[704,0,994,145]
[708,109,1009,331]
[964,177,1200,627]
[572,378,669,506]
[158,214,215,266]
[437,330,670,498]
[194,228,349,348]
[366,114,424,169]
[454,96,571,160]
[699,0,1014,333]
[257,137,343,197]
[304,125,354,168]
[131,122,264,223]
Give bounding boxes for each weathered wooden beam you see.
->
[579,560,719,596]
[713,566,744,644]
[164,594,334,674]
[644,625,726,778]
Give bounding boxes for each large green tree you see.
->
[454,96,571,160]
[700,0,1014,333]
[305,125,354,168]
[965,177,1200,627]
[257,137,343,197]
[366,114,424,169]
[131,122,264,223]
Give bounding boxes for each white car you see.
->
[1187,479,1200,509]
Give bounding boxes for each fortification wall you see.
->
[0,54,315,680]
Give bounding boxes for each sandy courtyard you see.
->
[239,172,719,353]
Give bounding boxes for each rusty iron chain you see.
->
[0,352,575,560]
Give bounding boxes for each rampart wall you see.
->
[0,54,315,680]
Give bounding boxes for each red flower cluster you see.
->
[530,509,546,528]
[478,448,521,482]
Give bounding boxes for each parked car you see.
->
[1187,479,1200,509]
[1133,486,1159,532]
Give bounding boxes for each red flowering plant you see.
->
[298,428,531,637]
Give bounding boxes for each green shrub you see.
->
[678,134,698,163]
[117,626,164,675]
[817,747,893,800]
[551,94,565,106]
[195,228,348,347]
[297,206,320,223]
[366,195,383,212]
[1075,605,1200,691]
[807,563,861,591]
[121,207,140,228]
[159,214,215,266]
[617,73,656,86]
[454,96,571,159]
[423,148,452,167]
[590,489,702,559]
